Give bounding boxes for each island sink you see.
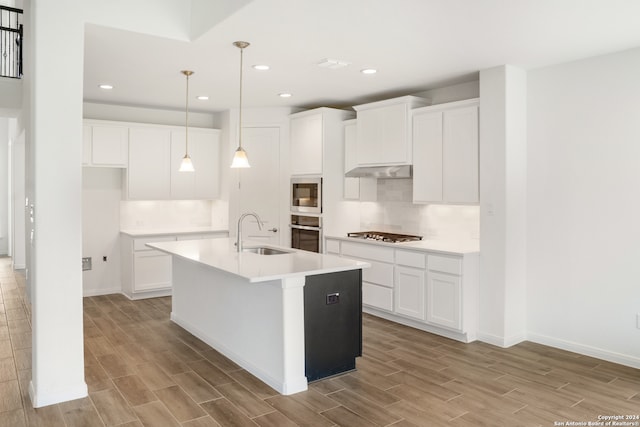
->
[242,246,292,255]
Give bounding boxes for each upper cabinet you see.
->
[289,108,354,176]
[290,112,323,175]
[412,99,479,204]
[353,96,430,166]
[170,129,221,200]
[83,122,128,167]
[127,127,172,200]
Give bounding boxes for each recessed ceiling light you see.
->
[361,68,377,75]
[253,64,270,71]
[99,84,113,90]
[196,95,209,100]
[279,93,292,98]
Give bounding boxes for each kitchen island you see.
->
[147,238,369,395]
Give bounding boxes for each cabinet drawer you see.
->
[362,260,394,287]
[396,250,427,269]
[428,254,461,275]
[362,282,393,311]
[134,236,176,251]
[325,239,340,254]
[341,241,394,263]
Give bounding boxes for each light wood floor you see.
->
[1,258,639,426]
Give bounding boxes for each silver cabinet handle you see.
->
[268,228,278,232]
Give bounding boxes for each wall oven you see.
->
[291,177,322,214]
[290,214,322,253]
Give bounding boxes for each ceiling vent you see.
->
[317,58,350,69]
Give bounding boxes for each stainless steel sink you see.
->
[242,246,292,255]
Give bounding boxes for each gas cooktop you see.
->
[347,231,423,243]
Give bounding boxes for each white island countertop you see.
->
[147,238,369,283]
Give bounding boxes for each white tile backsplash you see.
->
[120,200,228,230]
[359,178,479,240]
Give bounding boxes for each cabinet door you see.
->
[91,125,128,167]
[290,113,323,175]
[170,130,220,200]
[362,282,393,311]
[133,250,172,292]
[395,266,426,320]
[412,111,443,203]
[443,106,479,203]
[128,128,171,200]
[426,271,461,330]
[357,103,409,165]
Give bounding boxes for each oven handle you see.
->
[289,224,322,231]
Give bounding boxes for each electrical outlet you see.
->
[103,256,107,262]
[326,293,340,305]
[82,257,92,271]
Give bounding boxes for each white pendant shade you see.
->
[230,146,250,168]
[179,154,195,172]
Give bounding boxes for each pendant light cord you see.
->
[185,72,190,156]
[238,45,244,150]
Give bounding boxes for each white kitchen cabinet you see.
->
[290,112,323,175]
[341,240,394,312]
[325,237,479,342]
[413,99,479,204]
[395,266,426,320]
[83,122,128,167]
[343,119,376,201]
[126,127,172,200]
[353,96,430,166]
[427,271,461,330]
[133,250,172,292]
[121,231,228,299]
[426,254,462,330]
[170,129,221,200]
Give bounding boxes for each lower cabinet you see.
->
[325,238,478,342]
[121,231,228,299]
[395,266,426,320]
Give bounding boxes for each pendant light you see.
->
[230,41,251,168]
[179,70,195,172]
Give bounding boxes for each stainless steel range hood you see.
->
[345,165,412,179]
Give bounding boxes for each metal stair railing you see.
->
[1,5,23,79]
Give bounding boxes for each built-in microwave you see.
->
[291,177,322,214]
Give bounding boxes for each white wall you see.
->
[81,168,122,296]
[12,129,25,268]
[0,118,8,255]
[478,65,528,347]
[526,47,640,367]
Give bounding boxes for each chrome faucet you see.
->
[236,212,263,252]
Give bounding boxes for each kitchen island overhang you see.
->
[147,238,369,395]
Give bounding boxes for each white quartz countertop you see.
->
[147,238,370,283]
[120,227,228,237]
[326,235,479,255]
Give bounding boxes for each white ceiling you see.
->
[83,0,640,113]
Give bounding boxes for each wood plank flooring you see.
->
[1,257,639,426]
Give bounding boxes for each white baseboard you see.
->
[363,307,473,343]
[82,287,122,297]
[477,330,527,348]
[29,380,88,408]
[527,332,640,370]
